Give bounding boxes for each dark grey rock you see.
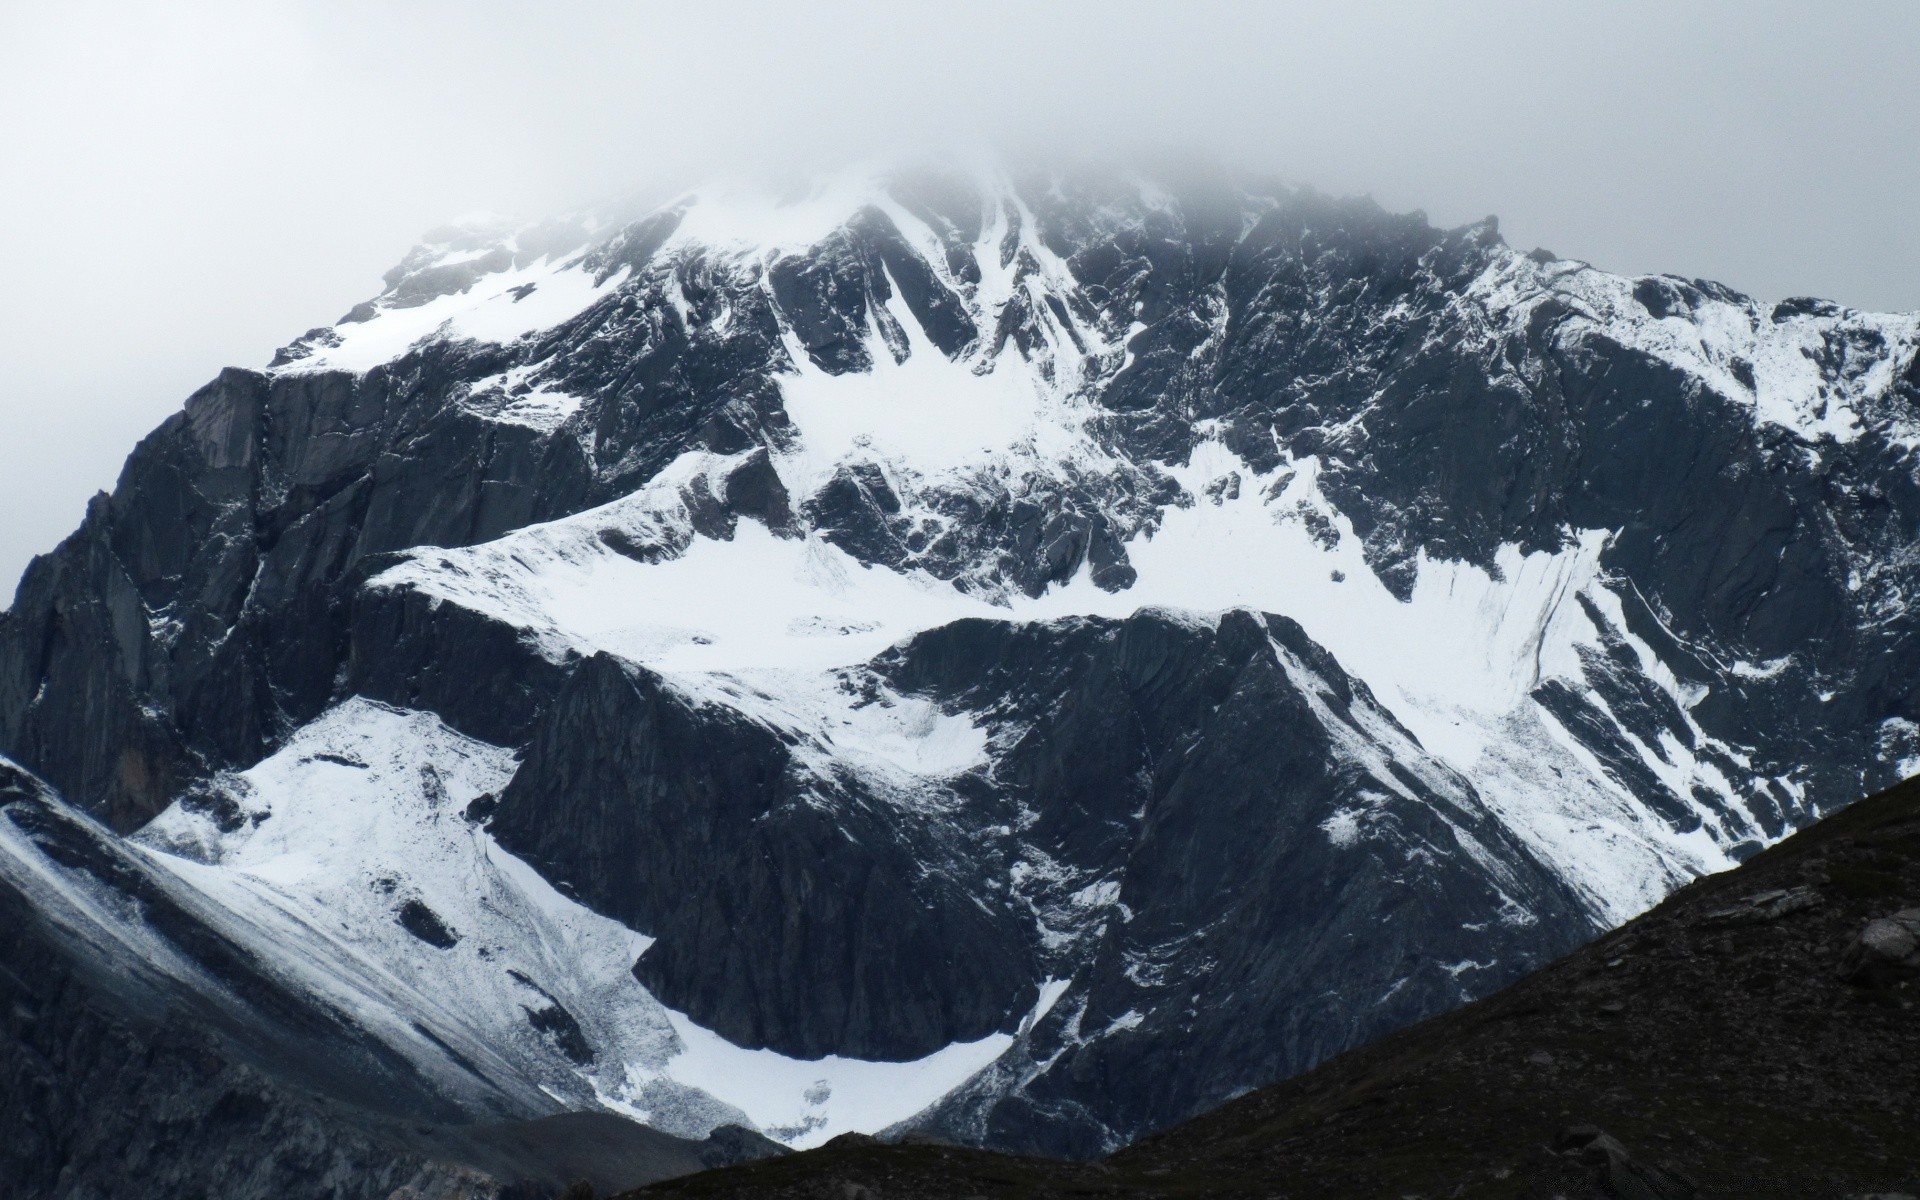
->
[399,899,461,949]
[1837,909,1920,988]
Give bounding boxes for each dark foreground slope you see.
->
[623,775,1920,1198]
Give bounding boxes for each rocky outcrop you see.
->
[1838,908,1920,986]
[0,361,596,829]
[489,652,1036,1061]
[1546,1124,1699,1200]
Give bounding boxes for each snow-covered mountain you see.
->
[5,163,1920,1179]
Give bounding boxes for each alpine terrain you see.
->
[4,163,1919,1193]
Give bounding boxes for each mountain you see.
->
[620,769,1920,1198]
[3,162,1919,1183]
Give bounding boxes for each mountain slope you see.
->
[0,755,783,1199]
[623,772,1920,1197]
[4,164,1920,1166]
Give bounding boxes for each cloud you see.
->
[3,0,1917,587]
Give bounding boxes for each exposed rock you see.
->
[1699,884,1823,925]
[1838,909,1920,987]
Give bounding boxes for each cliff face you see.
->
[5,165,1920,1168]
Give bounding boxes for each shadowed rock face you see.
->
[5,165,1920,1174]
[887,610,1597,1153]
[615,778,1920,1200]
[0,363,596,831]
[486,609,1593,1148]
[489,650,1039,1063]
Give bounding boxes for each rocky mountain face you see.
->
[623,769,1920,1199]
[3,164,1919,1179]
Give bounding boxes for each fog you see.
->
[4,0,1917,589]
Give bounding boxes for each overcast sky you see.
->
[3,0,1917,589]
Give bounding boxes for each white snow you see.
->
[1320,808,1364,848]
[774,296,1095,497]
[654,1008,1012,1148]
[274,253,627,375]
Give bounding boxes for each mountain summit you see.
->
[3,164,1919,1189]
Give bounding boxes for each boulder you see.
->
[1552,1124,1698,1200]
[1837,909,1920,988]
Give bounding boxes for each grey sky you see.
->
[4,0,1917,590]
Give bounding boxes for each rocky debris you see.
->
[1837,909,1920,988]
[1548,1124,1697,1199]
[697,1125,788,1171]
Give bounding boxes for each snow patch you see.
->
[275,256,627,375]
[131,699,1030,1146]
